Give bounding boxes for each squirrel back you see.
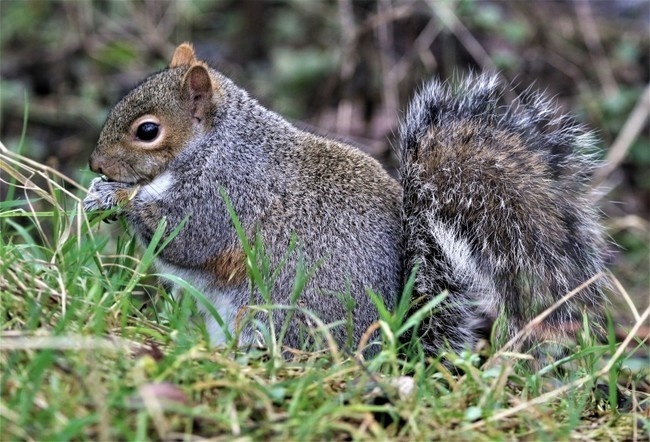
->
[85,44,606,360]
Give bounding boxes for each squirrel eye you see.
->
[136,122,160,141]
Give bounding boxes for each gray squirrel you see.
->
[83,43,606,359]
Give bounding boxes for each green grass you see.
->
[1,143,648,441]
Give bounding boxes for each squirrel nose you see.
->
[89,155,104,175]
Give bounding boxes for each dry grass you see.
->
[1,144,648,440]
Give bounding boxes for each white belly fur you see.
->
[154,259,237,346]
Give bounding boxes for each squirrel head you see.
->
[89,43,220,183]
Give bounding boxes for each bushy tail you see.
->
[399,73,606,360]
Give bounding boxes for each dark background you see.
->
[1,0,648,318]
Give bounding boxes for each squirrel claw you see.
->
[83,177,131,221]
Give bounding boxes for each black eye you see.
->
[136,122,159,141]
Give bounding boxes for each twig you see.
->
[467,304,650,430]
[593,83,650,186]
[608,271,641,323]
[490,273,603,359]
[376,0,400,119]
[336,0,357,135]
[0,333,146,352]
[427,0,497,72]
[575,0,619,99]
[357,4,416,36]
[1,141,88,195]
[390,17,442,84]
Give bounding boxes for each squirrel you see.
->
[83,43,606,360]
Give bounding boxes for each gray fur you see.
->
[86,67,402,354]
[399,73,606,357]
[84,60,605,360]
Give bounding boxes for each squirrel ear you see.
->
[182,64,214,122]
[170,42,197,67]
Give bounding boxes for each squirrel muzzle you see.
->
[89,151,125,183]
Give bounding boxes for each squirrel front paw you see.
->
[83,177,135,219]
